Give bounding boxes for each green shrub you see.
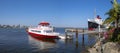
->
[110,28,120,42]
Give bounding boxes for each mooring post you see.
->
[82,33,85,49]
[82,28,84,41]
[82,29,85,44]
[81,28,85,49]
[75,28,79,47]
[83,28,84,33]
[75,38,79,48]
[75,28,79,48]
[76,28,78,38]
[65,29,68,40]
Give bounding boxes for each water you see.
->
[0,28,97,53]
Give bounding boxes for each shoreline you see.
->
[88,40,120,53]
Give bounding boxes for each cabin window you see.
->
[31,30,41,33]
[45,30,53,33]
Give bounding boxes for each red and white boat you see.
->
[27,22,60,39]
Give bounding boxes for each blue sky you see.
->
[0,0,118,27]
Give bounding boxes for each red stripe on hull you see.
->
[28,32,59,39]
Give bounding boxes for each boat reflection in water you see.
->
[28,35,57,51]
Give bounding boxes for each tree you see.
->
[103,0,120,42]
[104,0,120,28]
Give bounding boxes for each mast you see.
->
[94,8,96,18]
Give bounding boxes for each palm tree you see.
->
[104,0,120,42]
[104,8,116,26]
[104,0,120,28]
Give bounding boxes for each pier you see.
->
[64,28,101,40]
[58,28,106,42]
[65,28,99,34]
[64,28,100,49]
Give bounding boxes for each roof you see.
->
[39,21,50,26]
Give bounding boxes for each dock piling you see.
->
[76,28,78,38]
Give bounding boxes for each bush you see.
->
[110,27,120,42]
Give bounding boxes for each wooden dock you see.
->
[63,28,100,40]
[65,28,99,34]
[59,28,106,40]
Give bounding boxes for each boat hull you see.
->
[88,21,105,30]
[88,21,98,30]
[28,32,59,39]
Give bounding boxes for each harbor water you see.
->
[0,28,98,53]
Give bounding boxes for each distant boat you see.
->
[88,15,104,30]
[27,21,60,39]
